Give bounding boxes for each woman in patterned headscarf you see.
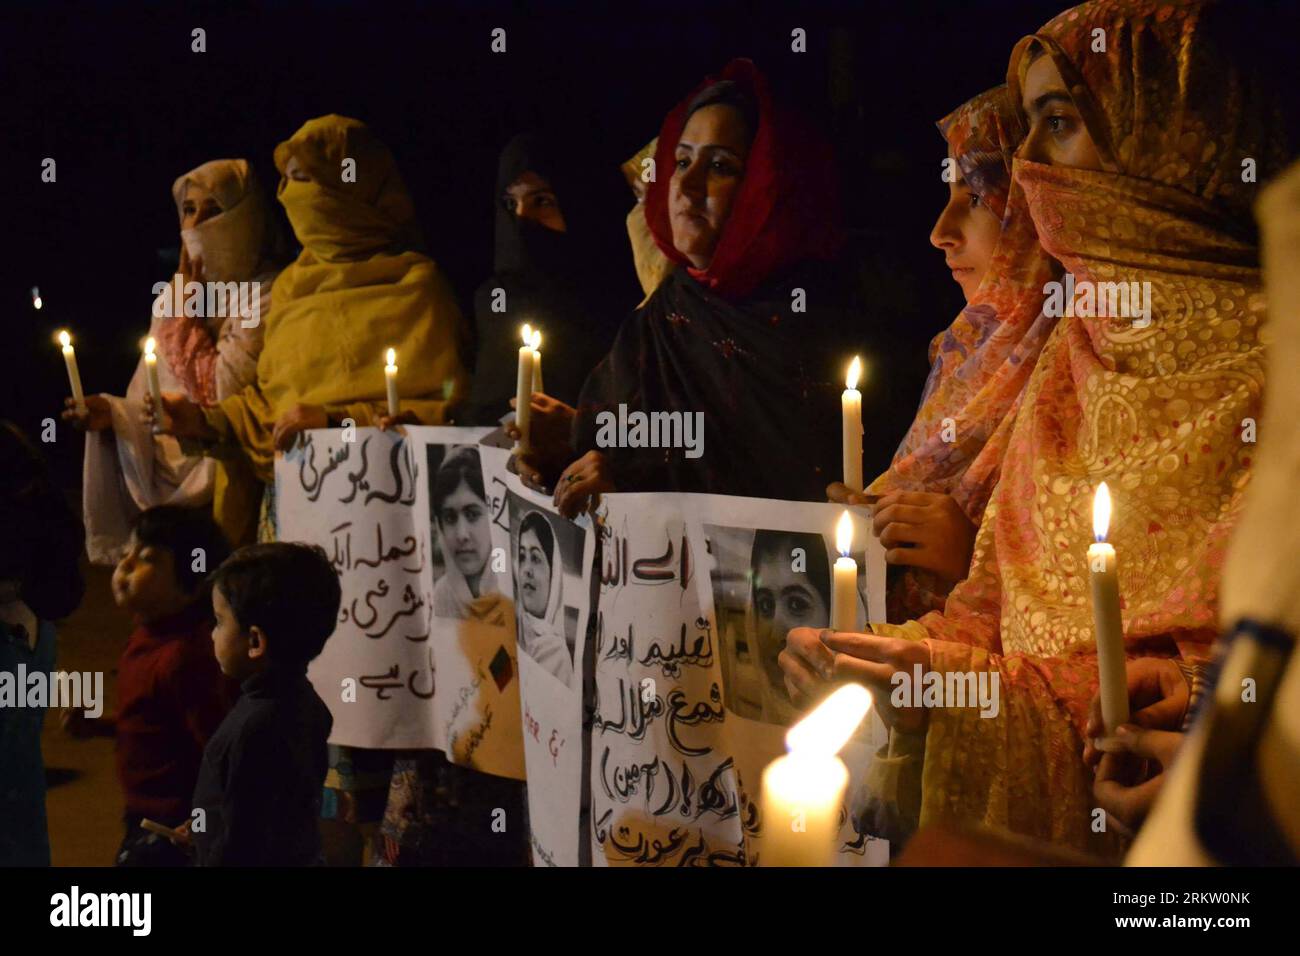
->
[783,0,1292,854]
[848,87,1060,619]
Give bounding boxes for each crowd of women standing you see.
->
[6,0,1296,865]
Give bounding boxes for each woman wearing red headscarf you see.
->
[512,59,860,515]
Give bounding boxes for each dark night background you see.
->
[5,0,1297,490]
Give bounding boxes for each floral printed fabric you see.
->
[871,0,1290,853]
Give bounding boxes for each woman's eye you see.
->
[441,510,457,526]
[675,157,690,170]
[968,192,983,209]
[711,160,737,176]
[755,593,774,618]
[1047,115,1071,134]
[463,506,483,522]
[785,594,812,617]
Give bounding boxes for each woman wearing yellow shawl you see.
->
[155,115,469,501]
[782,0,1291,856]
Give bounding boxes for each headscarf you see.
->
[871,0,1291,853]
[573,59,856,502]
[515,511,572,688]
[171,159,289,283]
[461,133,628,422]
[869,86,1058,525]
[645,59,844,301]
[621,138,673,302]
[210,115,469,481]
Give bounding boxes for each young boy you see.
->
[63,504,232,866]
[191,542,340,866]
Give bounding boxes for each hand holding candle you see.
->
[760,683,873,866]
[1088,482,1130,738]
[384,348,400,417]
[831,510,859,632]
[58,330,86,414]
[842,356,863,492]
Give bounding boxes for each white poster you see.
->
[589,492,889,866]
[479,439,595,865]
[275,426,525,780]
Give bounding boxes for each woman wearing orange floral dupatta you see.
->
[864,87,1060,619]
[784,0,1291,855]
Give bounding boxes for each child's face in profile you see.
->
[211,585,255,680]
[111,534,190,621]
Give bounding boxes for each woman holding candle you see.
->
[66,159,285,562]
[460,133,631,425]
[782,0,1289,855]
[152,116,470,488]
[513,59,865,515]
[833,86,1061,620]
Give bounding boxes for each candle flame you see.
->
[1093,481,1112,542]
[521,323,533,345]
[57,330,71,348]
[845,356,861,391]
[785,684,873,757]
[835,510,853,556]
[144,336,156,357]
[386,348,396,367]
[531,328,542,351]
[32,287,42,310]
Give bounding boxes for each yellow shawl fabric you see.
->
[621,139,673,304]
[870,0,1290,854]
[209,115,469,482]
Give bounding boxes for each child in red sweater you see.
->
[63,505,233,865]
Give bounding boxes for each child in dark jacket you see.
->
[190,542,339,866]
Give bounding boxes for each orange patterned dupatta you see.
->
[869,87,1059,618]
[871,87,1057,527]
[872,0,1291,853]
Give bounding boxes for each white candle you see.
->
[842,356,863,492]
[831,511,858,632]
[1088,482,1130,736]
[532,332,543,395]
[143,337,163,429]
[515,330,536,453]
[58,330,85,413]
[384,348,399,417]
[761,684,872,866]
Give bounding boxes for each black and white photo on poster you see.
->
[507,491,587,691]
[703,523,873,726]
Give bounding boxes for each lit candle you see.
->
[842,357,863,492]
[58,330,86,414]
[31,287,42,311]
[760,684,873,866]
[515,326,537,453]
[143,337,164,430]
[831,511,858,632]
[384,348,399,418]
[530,327,543,395]
[1088,482,1130,736]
